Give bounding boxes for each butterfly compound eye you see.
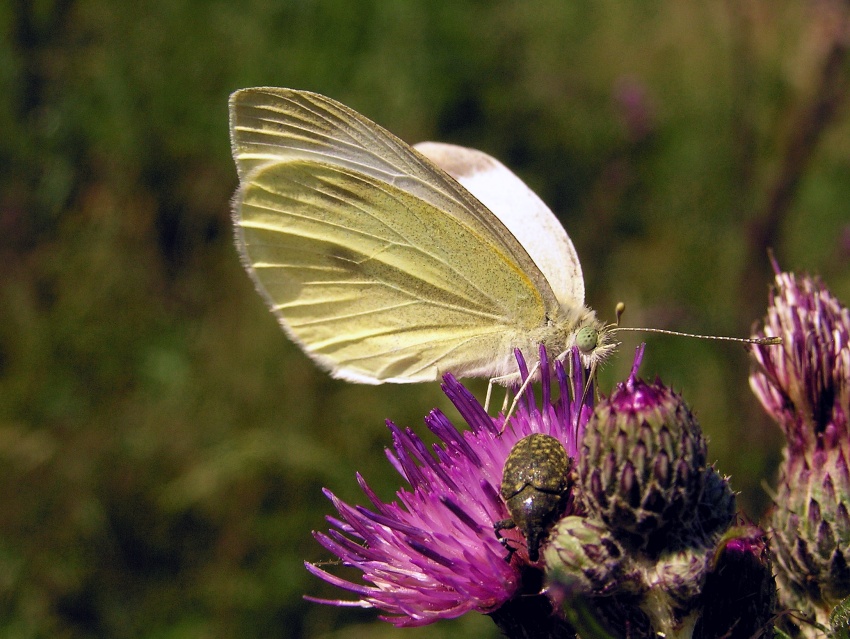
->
[576,326,599,354]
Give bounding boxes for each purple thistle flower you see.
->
[305,346,595,627]
[751,265,850,629]
[750,264,850,449]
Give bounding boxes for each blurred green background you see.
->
[2,1,850,637]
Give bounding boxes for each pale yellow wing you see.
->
[413,142,585,310]
[230,88,562,383]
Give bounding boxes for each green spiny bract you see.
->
[770,445,850,625]
[696,465,737,542]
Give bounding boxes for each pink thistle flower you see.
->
[750,264,850,450]
[751,264,850,628]
[305,346,595,627]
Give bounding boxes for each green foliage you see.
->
[1,1,849,637]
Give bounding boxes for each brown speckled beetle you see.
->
[494,433,572,562]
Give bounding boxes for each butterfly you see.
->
[228,88,777,391]
[228,87,616,390]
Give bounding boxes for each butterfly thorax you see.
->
[513,304,618,375]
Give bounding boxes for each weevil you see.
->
[495,433,573,561]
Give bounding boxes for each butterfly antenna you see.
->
[615,301,626,326]
[609,302,782,346]
[608,326,782,346]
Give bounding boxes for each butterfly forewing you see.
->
[230,88,558,295]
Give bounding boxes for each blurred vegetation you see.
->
[1,1,849,637]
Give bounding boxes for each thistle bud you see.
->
[545,516,651,639]
[697,467,738,543]
[639,545,711,638]
[695,525,777,639]
[769,447,850,620]
[579,377,723,556]
[543,515,635,595]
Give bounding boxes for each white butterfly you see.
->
[228,87,619,387]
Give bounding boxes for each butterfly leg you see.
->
[498,360,541,434]
[484,371,523,413]
[484,380,495,413]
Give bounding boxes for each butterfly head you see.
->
[539,310,620,375]
[573,322,620,372]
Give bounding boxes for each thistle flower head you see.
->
[308,342,748,636]
[752,266,850,628]
[750,266,850,449]
[578,370,733,556]
[769,440,850,624]
[306,346,593,627]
